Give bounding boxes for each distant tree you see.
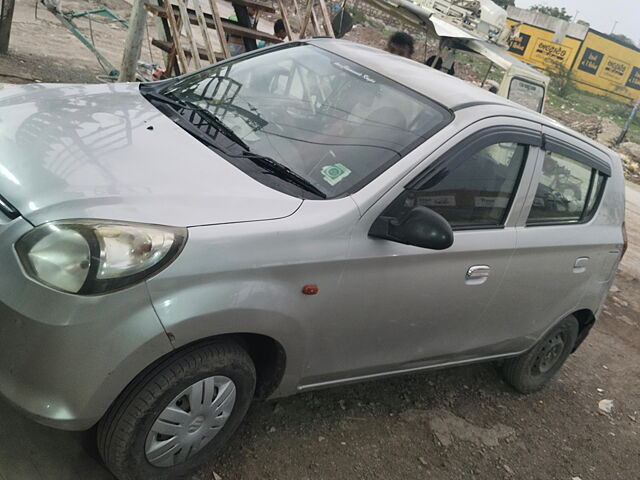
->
[610,33,636,48]
[529,4,572,21]
[493,0,515,8]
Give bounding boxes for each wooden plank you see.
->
[166,14,183,76]
[222,21,281,42]
[299,0,314,38]
[310,6,320,36]
[276,0,293,40]
[228,0,275,14]
[316,0,335,37]
[118,0,148,81]
[152,38,225,62]
[192,0,216,62]
[146,4,283,42]
[0,0,15,54]
[163,0,189,72]
[291,0,301,22]
[175,0,201,69]
[207,0,230,57]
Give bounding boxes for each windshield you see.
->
[155,44,451,199]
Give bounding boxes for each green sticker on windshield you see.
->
[321,163,351,186]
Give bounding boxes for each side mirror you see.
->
[370,206,454,250]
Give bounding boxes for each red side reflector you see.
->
[302,284,319,295]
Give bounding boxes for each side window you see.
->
[385,142,528,229]
[585,172,606,217]
[527,151,606,225]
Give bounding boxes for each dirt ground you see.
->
[1,2,639,480]
[0,0,150,84]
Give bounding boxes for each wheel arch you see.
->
[214,332,287,399]
[571,308,596,352]
[126,331,290,404]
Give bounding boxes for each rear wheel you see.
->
[502,315,579,394]
[97,341,256,480]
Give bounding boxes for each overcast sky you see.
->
[515,0,639,44]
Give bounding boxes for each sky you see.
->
[514,0,639,44]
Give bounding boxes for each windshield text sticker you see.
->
[332,62,376,83]
[321,163,352,186]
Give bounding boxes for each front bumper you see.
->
[0,217,173,430]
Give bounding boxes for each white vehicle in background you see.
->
[362,0,550,112]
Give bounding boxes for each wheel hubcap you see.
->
[145,376,236,468]
[533,333,566,374]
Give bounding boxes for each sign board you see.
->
[507,20,640,104]
[626,66,640,91]
[577,47,604,74]
[506,20,581,69]
[531,39,573,65]
[572,31,640,103]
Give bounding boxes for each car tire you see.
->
[97,340,256,480]
[502,315,579,394]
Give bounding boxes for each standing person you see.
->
[273,19,287,40]
[256,19,288,49]
[227,6,258,56]
[387,31,414,59]
[426,38,456,75]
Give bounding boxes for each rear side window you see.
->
[527,151,606,225]
[585,171,606,217]
[387,142,527,229]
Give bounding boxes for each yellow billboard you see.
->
[572,31,640,103]
[506,20,640,104]
[506,20,582,70]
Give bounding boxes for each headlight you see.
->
[15,220,187,294]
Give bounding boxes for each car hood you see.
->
[0,83,302,226]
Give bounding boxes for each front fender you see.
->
[146,277,310,397]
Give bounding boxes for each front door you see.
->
[300,124,542,388]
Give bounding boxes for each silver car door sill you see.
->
[297,351,523,391]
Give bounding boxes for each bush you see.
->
[545,60,575,98]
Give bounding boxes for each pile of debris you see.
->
[618,142,640,184]
[568,117,640,184]
[569,117,601,141]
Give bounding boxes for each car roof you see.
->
[306,38,616,163]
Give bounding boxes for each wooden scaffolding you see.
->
[121,0,336,79]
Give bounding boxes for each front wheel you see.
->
[502,315,579,394]
[97,341,256,480]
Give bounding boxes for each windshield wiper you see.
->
[185,103,250,151]
[145,90,325,199]
[243,153,327,199]
[145,91,250,151]
[143,90,189,110]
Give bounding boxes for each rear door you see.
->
[480,126,613,348]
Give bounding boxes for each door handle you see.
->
[466,265,491,285]
[573,257,589,274]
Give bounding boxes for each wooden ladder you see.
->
[299,0,335,38]
[144,0,296,76]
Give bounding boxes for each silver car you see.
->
[0,39,626,479]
